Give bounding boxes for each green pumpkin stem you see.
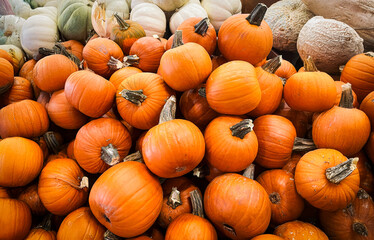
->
[101,144,120,166]
[193,164,210,178]
[262,55,282,74]
[246,3,267,26]
[198,86,206,98]
[159,95,176,124]
[120,89,147,106]
[104,230,122,240]
[167,187,182,209]
[190,189,204,218]
[242,164,255,179]
[326,157,359,184]
[194,17,209,36]
[123,151,144,163]
[171,30,184,49]
[114,13,130,30]
[43,131,61,154]
[303,56,318,72]
[339,83,354,108]
[292,137,316,151]
[230,119,254,139]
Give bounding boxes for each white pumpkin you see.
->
[44,1,58,7]
[131,0,151,9]
[29,6,58,22]
[9,0,33,19]
[0,44,26,73]
[0,15,25,49]
[152,0,189,12]
[20,14,59,57]
[201,0,241,31]
[130,3,166,37]
[169,3,208,34]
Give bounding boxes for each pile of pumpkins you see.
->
[0,0,374,239]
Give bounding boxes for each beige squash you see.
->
[201,0,242,31]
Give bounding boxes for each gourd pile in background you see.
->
[0,0,373,239]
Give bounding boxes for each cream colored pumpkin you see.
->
[130,3,166,37]
[131,0,151,9]
[20,14,58,57]
[9,0,32,19]
[152,0,189,12]
[169,3,208,34]
[29,6,58,22]
[0,15,25,49]
[0,45,26,73]
[201,0,241,31]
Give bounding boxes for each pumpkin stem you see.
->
[364,52,374,57]
[54,43,81,67]
[245,3,267,26]
[171,30,184,49]
[262,55,282,74]
[339,83,354,108]
[167,187,182,209]
[114,13,130,30]
[223,224,237,237]
[230,119,254,139]
[104,230,122,240]
[153,34,162,42]
[193,164,210,178]
[292,137,316,151]
[326,157,359,184]
[123,55,140,66]
[353,222,369,237]
[269,192,281,204]
[36,47,55,60]
[159,95,176,124]
[36,213,53,231]
[123,151,144,163]
[190,189,204,218]
[101,144,120,166]
[108,56,125,70]
[357,189,370,199]
[303,56,318,72]
[43,131,61,154]
[242,164,255,179]
[120,89,147,106]
[79,176,89,189]
[194,17,209,36]
[198,86,206,98]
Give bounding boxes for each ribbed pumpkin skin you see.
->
[19,59,36,82]
[253,115,297,168]
[204,173,271,239]
[274,59,297,79]
[251,234,284,240]
[61,40,84,61]
[0,76,33,106]
[25,228,56,240]
[74,118,132,174]
[0,57,14,95]
[38,158,89,216]
[18,183,47,216]
[64,70,116,118]
[89,162,163,238]
[295,149,360,211]
[116,73,173,130]
[0,198,32,240]
[142,119,205,178]
[33,54,78,92]
[0,137,43,187]
[111,20,146,55]
[158,42,212,92]
[274,220,328,240]
[206,60,261,115]
[204,116,258,172]
[57,207,105,240]
[360,91,374,127]
[165,213,218,240]
[0,99,49,138]
[109,67,142,89]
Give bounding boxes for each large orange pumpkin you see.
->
[0,57,14,95]
[274,220,328,240]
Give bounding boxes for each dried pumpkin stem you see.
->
[242,164,255,179]
[262,55,282,74]
[326,157,359,184]
[108,56,125,70]
[245,3,267,26]
[171,30,184,49]
[357,189,370,200]
[167,187,182,209]
[269,192,281,204]
[153,34,162,41]
[223,224,237,237]
[194,17,209,36]
[303,56,318,72]
[120,89,147,106]
[123,55,139,66]
[36,213,53,231]
[101,144,120,166]
[353,222,369,237]
[339,83,354,108]
[114,13,130,30]
[198,86,206,98]
[104,230,122,240]
[364,52,374,57]
[190,189,204,218]
[159,95,176,124]
[43,131,61,154]
[230,119,254,139]
[123,151,144,163]
[292,137,316,151]
[79,176,89,189]
[193,165,210,178]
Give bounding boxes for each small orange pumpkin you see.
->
[0,76,33,106]
[109,67,142,89]
[0,57,14,95]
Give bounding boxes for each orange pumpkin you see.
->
[251,234,284,240]
[61,40,84,61]
[274,220,328,240]
[360,91,374,127]
[18,183,47,216]
[211,55,227,71]
[67,139,75,160]
[25,215,56,240]
[0,76,33,106]
[0,57,14,95]
[0,187,9,198]
[282,152,303,175]
[109,66,142,89]
[274,58,297,80]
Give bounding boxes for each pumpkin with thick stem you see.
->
[334,81,359,108]
[109,66,142,89]
[360,91,374,127]
[313,83,371,156]
[0,57,14,95]
[0,76,33,106]
[295,148,360,211]
[18,183,47,216]
[25,214,56,240]
[74,118,132,174]
[274,220,328,240]
[204,116,258,172]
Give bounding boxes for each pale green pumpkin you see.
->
[57,0,93,43]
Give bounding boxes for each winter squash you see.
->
[251,235,284,240]
[74,118,132,174]
[0,44,25,74]
[57,207,106,240]
[0,76,33,106]
[116,72,173,130]
[0,198,32,240]
[64,70,116,118]
[312,83,371,156]
[0,99,49,138]
[218,3,273,66]
[204,116,258,172]
[206,60,261,115]
[0,15,25,49]
[297,16,364,74]
[0,57,14,95]
[18,183,47,216]
[158,30,212,92]
[89,161,163,238]
[360,91,374,127]
[341,52,374,102]
[61,40,84,61]
[334,81,359,108]
[129,3,166,37]
[109,66,142,89]
[295,148,360,211]
[38,158,89,216]
[201,0,242,31]
[169,3,208,34]
[0,137,43,187]
[274,58,297,80]
[274,220,328,240]
[25,215,56,240]
[320,189,374,240]
[257,169,304,225]
[165,190,217,240]
[204,173,271,239]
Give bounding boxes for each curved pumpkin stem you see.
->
[159,95,176,124]
[245,3,267,26]
[123,151,144,163]
[339,83,354,108]
[101,144,120,166]
[171,30,184,49]
[326,157,359,184]
[104,230,121,240]
[193,164,210,178]
[303,56,318,72]
[123,55,140,66]
[292,137,316,151]
[107,56,126,70]
[153,34,162,42]
[242,164,255,179]
[120,89,147,106]
[114,13,130,30]
[167,187,182,209]
[262,55,282,74]
[194,17,209,36]
[190,189,204,218]
[230,119,254,139]
[43,131,61,154]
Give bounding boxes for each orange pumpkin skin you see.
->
[282,152,303,175]
[74,118,132,174]
[61,40,84,61]
[38,158,89,216]
[0,187,9,198]
[0,57,14,95]
[251,234,284,240]
[204,173,271,239]
[0,49,14,66]
[295,149,360,211]
[206,60,261,115]
[335,81,359,108]
[257,169,305,225]
[82,38,124,78]
[0,99,49,138]
[66,139,75,159]
[0,76,33,106]
[158,42,212,92]
[25,228,56,240]
[360,91,374,127]
[274,220,328,240]
[33,54,78,92]
[319,189,374,240]
[0,198,32,240]
[111,19,146,55]
[211,55,227,71]
[274,59,297,80]
[142,119,205,178]
[57,207,106,240]
[47,90,88,129]
[89,161,163,238]
[19,59,36,81]
[64,70,116,118]
[253,115,297,168]
[0,137,43,187]
[366,132,374,164]
[18,183,47,216]
[355,151,374,195]
[109,67,142,89]
[204,116,258,172]
[116,73,174,130]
